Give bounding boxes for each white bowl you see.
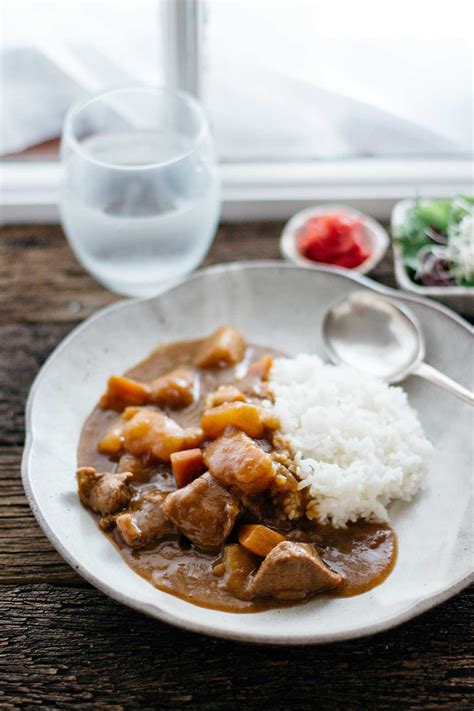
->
[280,204,389,275]
[22,262,473,645]
[392,199,474,317]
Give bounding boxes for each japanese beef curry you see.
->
[77,326,396,612]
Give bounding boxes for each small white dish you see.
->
[392,199,474,317]
[22,262,473,645]
[280,204,389,275]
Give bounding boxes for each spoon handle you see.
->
[413,362,474,406]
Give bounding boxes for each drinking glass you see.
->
[60,86,220,297]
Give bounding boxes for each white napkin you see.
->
[0,43,134,156]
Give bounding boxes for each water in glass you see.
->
[60,88,220,297]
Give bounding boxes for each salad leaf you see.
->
[450,196,474,226]
[399,236,430,271]
[394,200,431,270]
[394,196,474,287]
[416,200,451,233]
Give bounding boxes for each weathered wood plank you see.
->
[0,222,396,325]
[0,449,82,585]
[0,225,118,324]
[0,324,73,446]
[0,584,472,709]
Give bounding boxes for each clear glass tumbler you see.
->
[60,86,220,297]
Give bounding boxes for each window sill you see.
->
[1,158,471,224]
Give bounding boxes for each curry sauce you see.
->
[78,334,397,613]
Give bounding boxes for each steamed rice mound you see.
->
[268,354,432,527]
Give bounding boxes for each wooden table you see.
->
[1,223,472,709]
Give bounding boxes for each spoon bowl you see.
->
[323,291,425,382]
[323,291,474,405]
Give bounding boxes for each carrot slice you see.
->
[238,524,286,557]
[171,448,206,488]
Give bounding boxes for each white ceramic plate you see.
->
[280,203,389,275]
[22,262,473,645]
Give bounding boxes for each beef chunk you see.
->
[204,430,275,495]
[149,367,196,409]
[76,467,132,516]
[98,514,118,531]
[195,326,246,368]
[246,541,342,601]
[162,473,241,550]
[122,408,184,461]
[238,492,272,520]
[116,490,177,548]
[116,453,149,481]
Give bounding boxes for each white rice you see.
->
[268,354,432,527]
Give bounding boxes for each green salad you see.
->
[394,196,474,287]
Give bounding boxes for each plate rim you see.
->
[21,260,474,645]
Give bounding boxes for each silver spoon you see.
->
[323,290,474,406]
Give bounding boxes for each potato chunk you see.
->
[97,420,124,456]
[122,408,184,462]
[195,326,246,368]
[171,448,206,488]
[200,402,265,439]
[217,544,259,598]
[149,367,196,409]
[205,385,246,408]
[100,376,150,411]
[238,524,286,557]
[183,426,206,449]
[204,430,275,495]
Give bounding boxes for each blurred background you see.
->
[1,0,473,221]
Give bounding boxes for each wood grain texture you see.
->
[0,222,471,709]
[0,584,472,709]
[0,448,79,585]
[0,222,397,324]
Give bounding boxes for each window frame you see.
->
[162,0,203,96]
[1,157,472,224]
[0,0,472,225]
